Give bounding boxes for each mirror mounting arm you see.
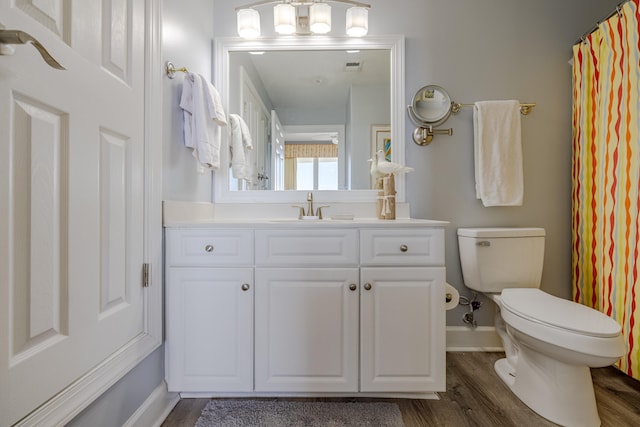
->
[412,125,453,146]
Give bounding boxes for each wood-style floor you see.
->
[161,352,640,427]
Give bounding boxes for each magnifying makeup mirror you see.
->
[407,85,454,146]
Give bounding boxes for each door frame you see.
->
[15,0,164,424]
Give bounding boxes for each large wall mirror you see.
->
[214,35,405,203]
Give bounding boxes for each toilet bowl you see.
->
[457,228,625,427]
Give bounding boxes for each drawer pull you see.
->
[400,244,408,252]
[205,245,214,252]
[349,284,357,291]
[364,283,372,291]
[241,283,250,291]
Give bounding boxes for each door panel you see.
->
[271,110,284,190]
[166,268,254,392]
[240,66,270,190]
[255,268,359,392]
[0,1,146,424]
[360,267,446,392]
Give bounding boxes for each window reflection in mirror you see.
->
[227,49,390,192]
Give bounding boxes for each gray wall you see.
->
[212,0,619,327]
[350,84,390,189]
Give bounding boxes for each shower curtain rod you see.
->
[574,0,630,45]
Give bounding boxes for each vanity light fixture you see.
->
[236,0,371,38]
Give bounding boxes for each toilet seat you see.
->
[500,288,621,338]
[498,288,625,361]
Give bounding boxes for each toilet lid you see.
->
[500,288,621,338]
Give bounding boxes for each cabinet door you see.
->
[255,268,359,392]
[166,268,253,392]
[360,267,446,392]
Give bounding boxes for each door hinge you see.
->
[142,263,150,288]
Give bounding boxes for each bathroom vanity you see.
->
[164,218,447,398]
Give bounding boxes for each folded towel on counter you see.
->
[180,73,227,169]
[229,114,253,180]
[473,100,523,206]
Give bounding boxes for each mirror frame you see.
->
[213,35,405,203]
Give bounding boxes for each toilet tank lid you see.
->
[457,227,545,238]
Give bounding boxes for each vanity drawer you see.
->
[166,229,254,266]
[255,229,358,267]
[360,228,444,266]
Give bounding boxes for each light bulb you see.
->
[310,3,331,34]
[237,9,260,39]
[274,3,296,35]
[346,7,368,37]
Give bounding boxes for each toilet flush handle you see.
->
[476,241,491,247]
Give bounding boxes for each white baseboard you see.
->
[16,334,161,426]
[446,326,504,352]
[125,382,180,427]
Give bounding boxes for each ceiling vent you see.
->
[344,61,362,72]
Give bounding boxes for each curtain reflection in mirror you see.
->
[285,143,338,190]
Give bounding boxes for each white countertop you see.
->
[162,200,449,228]
[164,217,449,228]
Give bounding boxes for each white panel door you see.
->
[360,267,446,392]
[240,70,269,190]
[255,268,359,392]
[271,110,285,191]
[166,268,254,392]
[0,1,146,424]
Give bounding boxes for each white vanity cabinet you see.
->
[165,229,254,392]
[164,222,446,396]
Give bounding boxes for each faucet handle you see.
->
[316,206,329,220]
[291,205,305,219]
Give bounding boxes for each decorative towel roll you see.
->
[473,100,523,206]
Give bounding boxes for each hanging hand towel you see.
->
[229,113,253,180]
[473,100,523,206]
[179,73,227,169]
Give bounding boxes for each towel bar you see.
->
[451,102,536,115]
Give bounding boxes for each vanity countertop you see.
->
[162,200,448,228]
[164,218,449,228]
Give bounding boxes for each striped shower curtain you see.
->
[571,0,640,380]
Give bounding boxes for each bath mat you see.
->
[194,399,405,427]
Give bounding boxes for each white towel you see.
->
[179,73,227,169]
[473,100,523,206]
[229,114,253,180]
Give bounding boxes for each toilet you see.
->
[457,227,625,427]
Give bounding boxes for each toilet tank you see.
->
[457,227,545,293]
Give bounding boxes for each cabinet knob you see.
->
[400,244,408,252]
[349,284,357,291]
[241,283,250,291]
[205,245,214,252]
[364,283,372,291]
